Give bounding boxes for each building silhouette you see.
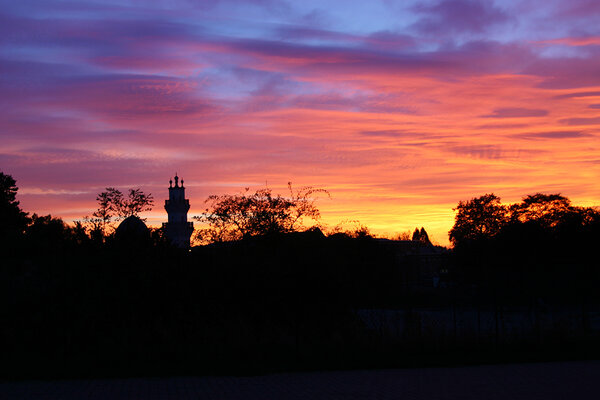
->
[163,175,194,248]
[115,215,150,244]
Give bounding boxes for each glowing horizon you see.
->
[2,0,600,246]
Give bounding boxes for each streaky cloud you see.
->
[554,91,600,99]
[411,0,511,36]
[481,108,548,118]
[514,131,590,139]
[560,117,600,126]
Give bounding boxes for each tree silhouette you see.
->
[449,192,600,290]
[449,193,507,247]
[26,213,79,250]
[90,187,153,229]
[116,188,154,219]
[509,193,576,228]
[92,189,117,233]
[0,172,29,242]
[412,227,431,245]
[82,187,153,240]
[194,183,328,243]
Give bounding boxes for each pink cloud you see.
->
[537,36,600,46]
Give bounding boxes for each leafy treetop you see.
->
[85,187,154,237]
[194,183,328,244]
[449,193,506,246]
[449,192,600,247]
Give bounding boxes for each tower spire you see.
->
[163,175,193,248]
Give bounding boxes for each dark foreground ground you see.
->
[1,360,598,400]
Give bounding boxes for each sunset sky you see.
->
[2,0,600,245]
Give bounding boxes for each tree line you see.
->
[3,170,600,251]
[448,192,600,303]
[2,171,600,378]
[450,193,600,247]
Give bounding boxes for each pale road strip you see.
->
[1,361,598,400]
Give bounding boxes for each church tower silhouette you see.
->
[163,174,194,248]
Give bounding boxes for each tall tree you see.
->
[0,172,30,241]
[91,188,120,235]
[449,193,507,247]
[87,187,154,237]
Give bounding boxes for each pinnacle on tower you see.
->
[162,175,194,248]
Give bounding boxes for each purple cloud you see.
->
[215,36,542,82]
[515,131,590,139]
[476,123,530,130]
[560,117,600,125]
[527,58,600,89]
[411,0,510,35]
[0,62,216,119]
[554,0,600,18]
[481,108,548,118]
[274,25,362,43]
[554,91,600,99]
[365,31,416,50]
[359,130,428,138]
[446,144,504,159]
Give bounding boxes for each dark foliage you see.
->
[194,183,328,244]
[449,193,506,246]
[0,172,30,248]
[2,173,600,379]
[449,193,600,303]
[85,187,154,238]
[2,227,424,378]
[412,227,431,245]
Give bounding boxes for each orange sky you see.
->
[2,1,600,246]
